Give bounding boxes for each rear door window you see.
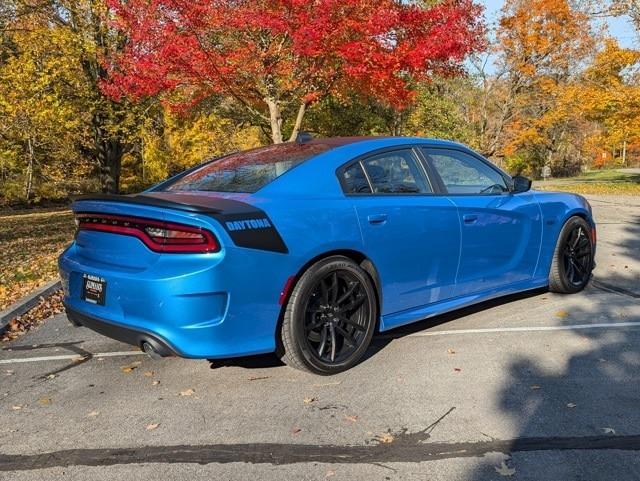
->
[359,150,432,194]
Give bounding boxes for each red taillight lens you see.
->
[76,214,219,253]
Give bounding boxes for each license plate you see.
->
[82,274,106,306]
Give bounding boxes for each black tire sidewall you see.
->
[286,257,377,374]
[554,217,593,293]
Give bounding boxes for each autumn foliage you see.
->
[1,0,639,204]
[103,0,485,143]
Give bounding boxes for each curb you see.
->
[0,279,62,332]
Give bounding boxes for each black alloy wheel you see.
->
[279,256,377,374]
[562,224,592,287]
[549,216,594,293]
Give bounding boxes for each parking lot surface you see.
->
[1,194,639,480]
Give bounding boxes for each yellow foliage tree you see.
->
[575,39,640,166]
[498,0,594,176]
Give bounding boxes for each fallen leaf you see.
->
[453,367,462,372]
[120,365,137,374]
[11,405,22,411]
[292,427,302,435]
[152,380,160,386]
[344,415,358,423]
[566,403,577,408]
[146,423,159,431]
[303,397,316,404]
[313,381,342,387]
[143,371,154,377]
[555,310,569,318]
[495,461,516,477]
[376,432,394,444]
[87,410,100,417]
[530,385,541,390]
[601,427,616,434]
[447,348,456,355]
[179,388,195,396]
[38,397,52,406]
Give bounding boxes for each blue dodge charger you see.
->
[58,136,596,374]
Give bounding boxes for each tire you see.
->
[549,216,594,294]
[279,256,377,375]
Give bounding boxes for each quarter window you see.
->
[358,150,431,194]
[423,149,508,195]
[342,162,372,194]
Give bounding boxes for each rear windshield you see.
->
[160,142,331,193]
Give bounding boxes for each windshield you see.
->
[160,142,331,193]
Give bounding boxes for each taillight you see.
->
[75,213,219,253]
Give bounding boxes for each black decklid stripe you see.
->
[72,193,288,253]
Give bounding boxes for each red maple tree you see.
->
[104,0,485,143]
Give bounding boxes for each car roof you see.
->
[256,136,482,197]
[304,136,466,150]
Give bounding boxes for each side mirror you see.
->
[512,175,532,193]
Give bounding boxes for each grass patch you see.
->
[536,182,640,195]
[536,169,640,195]
[571,170,640,183]
[0,208,75,310]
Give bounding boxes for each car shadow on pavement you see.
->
[207,288,548,371]
[462,215,640,479]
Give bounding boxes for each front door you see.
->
[422,147,543,295]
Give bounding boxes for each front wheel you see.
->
[279,256,377,375]
[549,216,594,293]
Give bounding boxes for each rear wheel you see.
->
[549,216,594,293]
[279,256,377,374]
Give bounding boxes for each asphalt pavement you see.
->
[1,194,639,481]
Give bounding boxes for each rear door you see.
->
[421,147,542,295]
[340,147,460,317]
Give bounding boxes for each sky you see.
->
[480,0,638,49]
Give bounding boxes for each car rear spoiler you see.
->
[72,193,258,215]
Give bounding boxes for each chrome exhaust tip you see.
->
[142,341,162,359]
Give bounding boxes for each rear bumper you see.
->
[65,303,177,357]
[58,241,285,359]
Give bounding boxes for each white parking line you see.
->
[0,350,146,365]
[387,321,640,338]
[1,322,639,365]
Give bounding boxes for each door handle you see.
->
[367,214,388,225]
[463,214,478,224]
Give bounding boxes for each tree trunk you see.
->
[391,110,404,136]
[265,97,284,144]
[288,101,308,142]
[92,112,124,194]
[25,137,34,202]
[97,137,123,194]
